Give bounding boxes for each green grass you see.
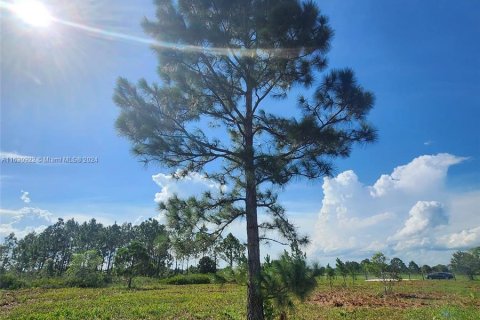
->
[1,277,479,319]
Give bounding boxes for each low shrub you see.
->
[212,273,228,284]
[123,276,160,288]
[216,266,247,285]
[0,273,27,290]
[30,277,67,289]
[66,271,105,288]
[216,267,237,283]
[161,273,211,285]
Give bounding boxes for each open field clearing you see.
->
[1,278,479,320]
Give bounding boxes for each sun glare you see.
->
[12,0,53,27]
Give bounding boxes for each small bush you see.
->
[0,273,27,290]
[103,274,114,284]
[66,270,105,288]
[216,267,241,284]
[161,274,211,285]
[125,276,161,288]
[212,273,228,284]
[30,277,67,289]
[311,262,325,277]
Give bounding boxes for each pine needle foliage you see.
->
[113,1,377,317]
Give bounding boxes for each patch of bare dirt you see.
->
[0,291,19,311]
[309,290,447,309]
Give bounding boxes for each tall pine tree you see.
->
[114,1,376,318]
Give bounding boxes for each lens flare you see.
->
[0,0,300,58]
[12,0,52,27]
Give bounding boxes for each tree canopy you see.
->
[451,248,480,280]
[114,0,376,317]
[218,233,246,269]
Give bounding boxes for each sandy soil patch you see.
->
[310,290,446,309]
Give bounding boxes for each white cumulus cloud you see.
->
[20,190,31,204]
[308,153,480,264]
[438,227,480,249]
[152,170,225,203]
[0,207,54,222]
[0,207,55,238]
[392,201,448,239]
[370,153,466,198]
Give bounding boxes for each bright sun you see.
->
[12,0,53,27]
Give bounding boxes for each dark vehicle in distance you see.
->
[426,272,454,279]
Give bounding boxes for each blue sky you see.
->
[1,0,479,265]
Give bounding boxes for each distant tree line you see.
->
[316,248,480,286]
[1,217,478,291]
[0,218,246,287]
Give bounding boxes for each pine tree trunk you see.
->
[245,87,264,320]
[156,256,162,277]
[106,252,113,274]
[246,178,263,320]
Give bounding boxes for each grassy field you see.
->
[1,277,479,319]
